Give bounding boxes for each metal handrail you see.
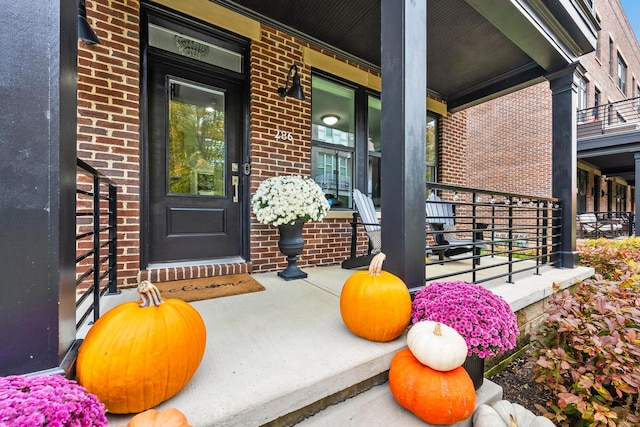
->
[577,96,640,139]
[425,183,561,287]
[76,159,118,331]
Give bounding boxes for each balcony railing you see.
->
[76,159,118,332]
[425,183,561,288]
[577,96,640,139]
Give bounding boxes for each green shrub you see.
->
[531,267,640,426]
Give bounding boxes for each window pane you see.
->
[368,96,382,206]
[149,24,242,72]
[311,77,355,147]
[312,147,353,208]
[617,53,627,93]
[426,115,438,184]
[168,79,226,196]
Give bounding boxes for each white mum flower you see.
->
[252,175,331,226]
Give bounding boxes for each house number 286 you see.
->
[274,129,294,141]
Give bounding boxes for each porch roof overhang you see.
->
[578,132,640,186]
[214,0,598,112]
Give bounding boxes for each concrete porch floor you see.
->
[103,258,594,427]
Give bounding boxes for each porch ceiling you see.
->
[215,0,597,111]
[578,132,640,186]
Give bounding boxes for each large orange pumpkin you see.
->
[77,281,207,414]
[340,252,412,342]
[389,349,476,424]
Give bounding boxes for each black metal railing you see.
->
[577,96,640,139]
[425,183,562,287]
[76,159,118,331]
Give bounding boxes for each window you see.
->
[426,116,438,184]
[310,75,357,209]
[615,184,626,212]
[577,169,588,213]
[609,38,614,76]
[367,96,381,206]
[617,53,627,94]
[311,73,439,209]
[637,84,640,114]
[594,88,601,120]
[578,77,587,122]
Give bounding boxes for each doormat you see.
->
[155,273,265,303]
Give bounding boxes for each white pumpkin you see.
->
[473,400,555,427]
[407,320,468,371]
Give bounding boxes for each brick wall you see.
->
[77,0,141,287]
[465,83,553,198]
[583,0,640,104]
[249,27,370,273]
[439,111,468,185]
[76,3,376,284]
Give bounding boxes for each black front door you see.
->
[146,56,244,264]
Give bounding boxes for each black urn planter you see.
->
[463,353,485,390]
[277,219,307,280]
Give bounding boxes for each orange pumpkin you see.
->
[389,349,476,424]
[77,281,207,414]
[340,253,412,342]
[118,408,193,427]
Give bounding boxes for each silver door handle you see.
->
[232,176,239,203]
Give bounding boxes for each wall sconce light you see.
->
[277,64,305,100]
[321,115,340,126]
[78,0,101,45]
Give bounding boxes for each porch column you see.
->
[380,0,427,288]
[547,64,582,268]
[0,0,78,375]
[629,153,640,237]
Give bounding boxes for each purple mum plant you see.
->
[411,281,519,358]
[0,374,107,427]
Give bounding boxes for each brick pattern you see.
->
[138,262,250,283]
[77,0,141,287]
[466,84,553,198]
[249,27,372,273]
[76,5,380,285]
[439,111,468,185]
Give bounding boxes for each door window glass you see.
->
[168,79,226,196]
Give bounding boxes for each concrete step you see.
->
[297,379,503,426]
[103,264,588,427]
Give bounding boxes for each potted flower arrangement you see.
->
[252,175,329,226]
[411,280,519,388]
[0,374,108,426]
[252,175,330,280]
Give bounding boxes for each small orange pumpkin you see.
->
[118,408,193,427]
[389,348,476,424]
[340,252,412,342]
[77,281,207,414]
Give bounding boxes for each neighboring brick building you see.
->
[466,0,639,215]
